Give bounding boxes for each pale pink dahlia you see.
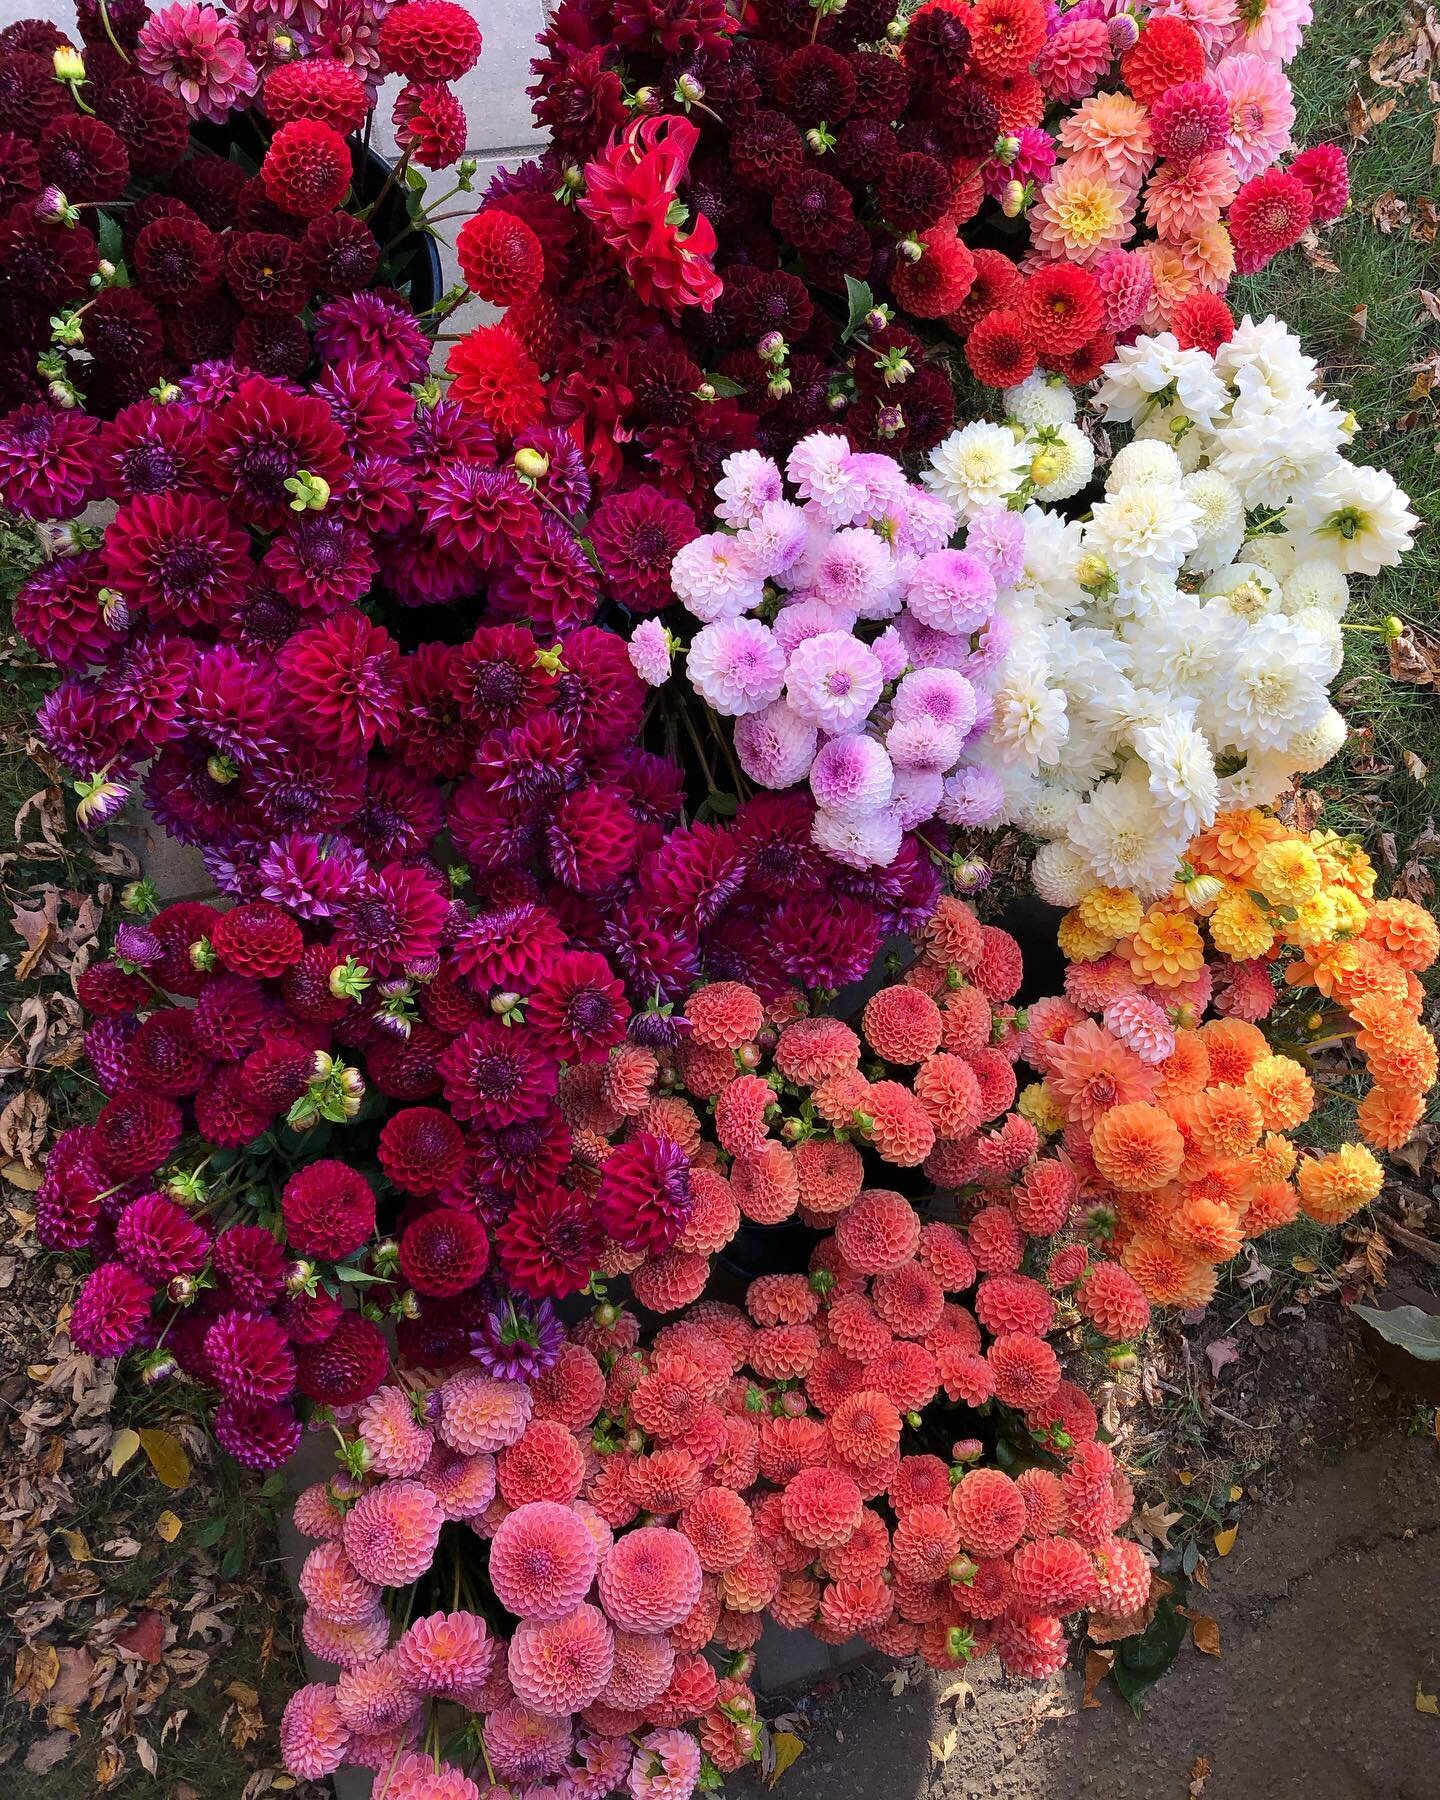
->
[395,1610,497,1696]
[357,1384,435,1478]
[438,1369,533,1455]
[686,618,787,718]
[489,1499,600,1621]
[341,1480,445,1586]
[508,1602,616,1715]
[1213,54,1296,180]
[298,1541,383,1627]
[783,631,885,734]
[629,1727,703,1800]
[136,3,259,123]
[303,1609,390,1671]
[1102,994,1177,1066]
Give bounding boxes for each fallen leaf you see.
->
[138,1427,190,1490]
[1189,1612,1222,1656]
[1417,1683,1439,1716]
[1189,1754,1212,1797]
[155,1511,183,1544]
[108,1428,141,1476]
[24,1732,73,1776]
[2,1159,45,1192]
[95,1742,124,1788]
[1291,1256,1319,1275]
[1134,1502,1183,1550]
[13,1644,60,1707]
[1177,1470,1194,1487]
[1228,1485,1243,1502]
[114,1611,165,1665]
[928,1728,958,1766]
[1205,1338,1239,1380]
[1404,750,1429,782]
[1082,1648,1113,1708]
[1214,1525,1239,1558]
[766,1731,805,1785]
[937,1678,975,1709]
[1348,303,1368,341]
[54,1529,90,1564]
[1247,1305,1271,1327]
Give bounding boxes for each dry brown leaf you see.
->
[1388,628,1440,686]
[155,1511,183,1544]
[1082,1648,1113,1708]
[1371,188,1411,232]
[1404,750,1430,782]
[95,1742,124,1788]
[13,1644,60,1708]
[1369,8,1439,87]
[0,1090,47,1169]
[1188,1611,1222,1656]
[1189,1755,1213,1798]
[24,1732,74,1776]
[1417,1682,1439,1716]
[1349,303,1368,341]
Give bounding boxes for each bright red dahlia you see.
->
[379,0,483,80]
[212,901,304,978]
[263,57,369,134]
[456,208,545,307]
[261,118,354,219]
[392,81,468,171]
[446,323,547,436]
[277,613,403,757]
[530,950,630,1064]
[379,1107,466,1195]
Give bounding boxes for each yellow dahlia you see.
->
[1281,891,1339,953]
[1057,909,1113,963]
[1078,885,1144,939]
[1209,890,1275,961]
[1252,839,1322,907]
[1017,1080,1065,1137]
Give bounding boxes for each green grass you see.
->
[1234,0,1440,852]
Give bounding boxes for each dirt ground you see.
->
[738,1292,1440,1800]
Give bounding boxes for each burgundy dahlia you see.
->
[398,1207,490,1297]
[282,1159,378,1261]
[214,1396,302,1470]
[0,404,99,522]
[294,1312,389,1407]
[115,1191,211,1282]
[205,1308,297,1401]
[71,1262,155,1357]
[594,1131,693,1255]
[589,487,699,614]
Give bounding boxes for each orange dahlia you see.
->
[1251,839,1323,907]
[1241,1179,1299,1234]
[1199,1017,1268,1085]
[1123,907,1205,990]
[1296,1143,1384,1225]
[1120,1232,1216,1308]
[1090,1102,1185,1193]
[1172,1195,1244,1262]
[1047,1019,1160,1131]
[1250,1130,1298,1186]
[1363,898,1440,972]
[1189,1085,1264,1158]
[1154,1029,1211,1101]
[1356,1085,1426,1152]
[1244,1055,1315,1131]
[1361,1024,1438,1096]
[1190,809,1287,881]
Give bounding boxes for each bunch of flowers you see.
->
[929,320,1418,900]
[442,0,1338,512]
[637,431,1010,871]
[275,901,1159,1788]
[0,0,481,422]
[1014,808,1438,1309]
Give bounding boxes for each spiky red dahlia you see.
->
[278,613,402,757]
[439,1018,559,1130]
[530,951,629,1064]
[392,81,467,169]
[103,491,254,627]
[446,323,546,435]
[0,404,100,523]
[495,1185,606,1299]
[595,1132,693,1256]
[205,375,350,530]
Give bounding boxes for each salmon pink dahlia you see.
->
[342,1480,445,1586]
[280,1682,350,1779]
[950,1468,1026,1556]
[491,1500,600,1620]
[509,1603,615,1714]
[598,1527,704,1633]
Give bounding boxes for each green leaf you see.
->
[220,1540,244,1579]
[706,790,739,818]
[194,1517,226,1548]
[705,373,746,398]
[1111,1594,1187,1717]
[405,163,428,195]
[334,1265,389,1284]
[96,211,123,268]
[1353,1303,1440,1361]
[842,275,875,342]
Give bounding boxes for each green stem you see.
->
[95,0,131,62]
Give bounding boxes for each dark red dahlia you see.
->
[530,950,629,1064]
[263,55,369,133]
[0,51,70,134]
[903,1,974,88]
[453,625,552,732]
[225,231,314,315]
[453,902,567,993]
[294,1311,388,1406]
[39,114,129,202]
[205,374,349,530]
[0,130,41,211]
[850,50,910,119]
[115,1191,211,1282]
[772,169,854,254]
[206,1310,296,1401]
[494,1184,605,1300]
[214,1397,302,1470]
[878,151,953,232]
[590,486,698,615]
[0,204,99,305]
[775,44,856,123]
[367,1021,448,1102]
[70,1261,154,1357]
[277,612,402,757]
[730,109,806,195]
[96,76,189,178]
[212,901,304,979]
[282,1158,378,1261]
[393,80,467,171]
[490,515,600,635]
[134,214,224,304]
[86,1016,138,1095]
[379,1106,466,1195]
[398,1206,490,1297]
[194,1064,274,1149]
[190,974,268,1061]
[164,296,240,366]
[239,1035,317,1112]
[438,1017,560,1129]
[77,960,153,1017]
[471,1112,573,1198]
[82,288,166,385]
[276,1286,343,1345]
[302,211,380,294]
[12,552,116,671]
[129,1008,211,1097]
[595,1131,693,1256]
[91,1091,183,1182]
[421,462,539,564]
[0,20,69,54]
[261,118,354,219]
[233,313,313,380]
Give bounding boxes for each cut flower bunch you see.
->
[0,0,1432,1791]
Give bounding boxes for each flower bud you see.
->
[140,1351,178,1385]
[676,72,705,103]
[53,46,85,82]
[285,1259,316,1295]
[168,1275,197,1305]
[513,446,549,481]
[398,1289,421,1320]
[1000,178,1025,218]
